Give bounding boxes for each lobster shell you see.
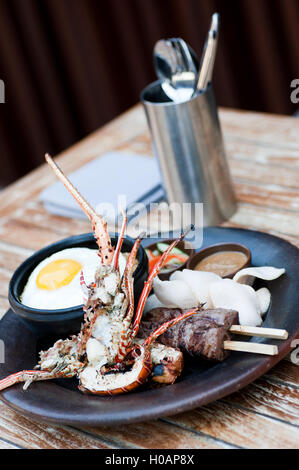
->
[78,347,152,395]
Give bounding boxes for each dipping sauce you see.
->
[194,250,248,277]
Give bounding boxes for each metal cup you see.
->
[141,81,236,226]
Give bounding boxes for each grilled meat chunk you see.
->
[139,307,239,361]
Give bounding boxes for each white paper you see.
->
[40,152,162,222]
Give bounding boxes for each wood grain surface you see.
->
[0,105,298,449]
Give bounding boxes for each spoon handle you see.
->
[195,13,219,93]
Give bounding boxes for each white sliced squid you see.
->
[153,277,197,309]
[152,270,221,310]
[233,266,286,285]
[255,287,271,315]
[170,270,221,307]
[152,265,285,327]
[209,279,263,326]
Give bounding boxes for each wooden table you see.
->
[0,106,298,449]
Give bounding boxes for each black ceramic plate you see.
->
[0,227,298,426]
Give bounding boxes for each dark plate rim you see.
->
[0,227,298,426]
[0,330,295,426]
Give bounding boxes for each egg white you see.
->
[21,247,127,310]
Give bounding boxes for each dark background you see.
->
[0,0,298,186]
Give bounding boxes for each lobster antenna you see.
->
[45,153,98,222]
[45,154,114,264]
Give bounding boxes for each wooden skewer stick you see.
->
[224,325,287,356]
[224,341,278,356]
[230,325,288,340]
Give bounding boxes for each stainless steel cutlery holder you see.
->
[141,81,236,226]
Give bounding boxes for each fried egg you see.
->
[21,247,127,310]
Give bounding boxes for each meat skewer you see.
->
[139,308,287,360]
[139,307,239,361]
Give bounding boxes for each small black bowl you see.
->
[9,233,148,337]
[145,239,194,280]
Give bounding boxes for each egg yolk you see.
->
[36,259,82,290]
